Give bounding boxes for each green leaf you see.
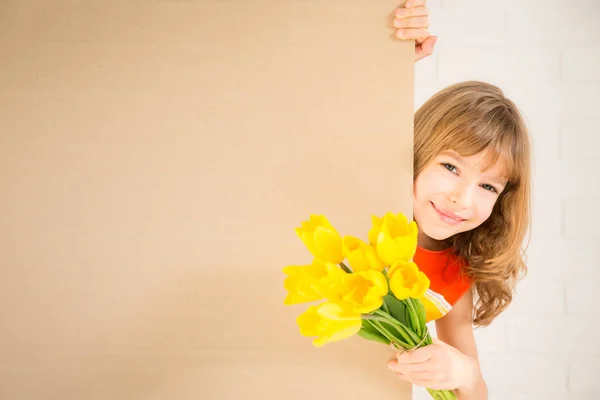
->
[361,318,378,333]
[360,319,391,344]
[383,294,408,326]
[357,327,390,345]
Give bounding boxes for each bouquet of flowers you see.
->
[283,212,457,400]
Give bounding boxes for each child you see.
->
[388,1,532,399]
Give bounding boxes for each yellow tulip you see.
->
[388,260,430,300]
[296,302,362,347]
[283,259,346,305]
[368,212,418,266]
[332,270,388,313]
[342,236,384,272]
[295,215,344,264]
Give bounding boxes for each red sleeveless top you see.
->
[414,246,472,322]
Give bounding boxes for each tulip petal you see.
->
[313,226,344,264]
[313,322,361,347]
[297,302,362,347]
[368,215,383,245]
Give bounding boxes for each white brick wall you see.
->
[414,0,600,398]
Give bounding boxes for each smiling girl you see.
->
[387,2,532,399]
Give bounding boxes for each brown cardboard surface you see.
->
[0,0,415,398]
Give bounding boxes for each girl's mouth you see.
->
[430,202,467,226]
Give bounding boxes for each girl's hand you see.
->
[393,0,437,62]
[387,338,481,392]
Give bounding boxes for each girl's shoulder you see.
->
[414,245,472,308]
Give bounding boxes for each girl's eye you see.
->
[442,163,458,174]
[481,184,497,193]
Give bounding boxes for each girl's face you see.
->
[413,149,508,248]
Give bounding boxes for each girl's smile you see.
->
[430,201,468,226]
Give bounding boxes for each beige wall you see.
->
[0,1,415,398]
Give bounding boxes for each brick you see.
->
[561,239,600,277]
[430,4,504,47]
[510,316,600,356]
[566,280,599,315]
[502,81,562,120]
[537,160,600,199]
[473,320,509,352]
[479,354,568,394]
[506,5,600,46]
[523,237,569,281]
[569,356,600,394]
[562,47,600,81]
[524,238,600,281]
[560,116,600,159]
[504,277,565,315]
[528,111,560,163]
[490,394,597,400]
[559,82,600,117]
[565,200,600,238]
[438,48,560,86]
[530,195,563,238]
[444,0,564,6]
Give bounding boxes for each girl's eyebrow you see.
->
[441,150,507,186]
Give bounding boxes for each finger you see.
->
[393,16,429,29]
[390,359,433,374]
[389,360,416,373]
[395,360,435,376]
[405,0,427,7]
[396,28,430,40]
[397,347,435,364]
[395,6,429,19]
[416,35,437,59]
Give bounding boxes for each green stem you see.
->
[369,320,397,342]
[370,320,410,349]
[427,388,457,400]
[406,298,422,337]
[339,261,352,273]
[373,310,422,346]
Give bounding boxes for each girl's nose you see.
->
[449,183,473,208]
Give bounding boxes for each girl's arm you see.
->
[435,288,489,399]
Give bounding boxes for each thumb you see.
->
[421,35,438,56]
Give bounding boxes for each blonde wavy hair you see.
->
[414,81,532,327]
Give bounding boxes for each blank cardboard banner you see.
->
[0,1,414,399]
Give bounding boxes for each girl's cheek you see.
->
[476,197,497,223]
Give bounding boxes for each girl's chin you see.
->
[419,224,456,241]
